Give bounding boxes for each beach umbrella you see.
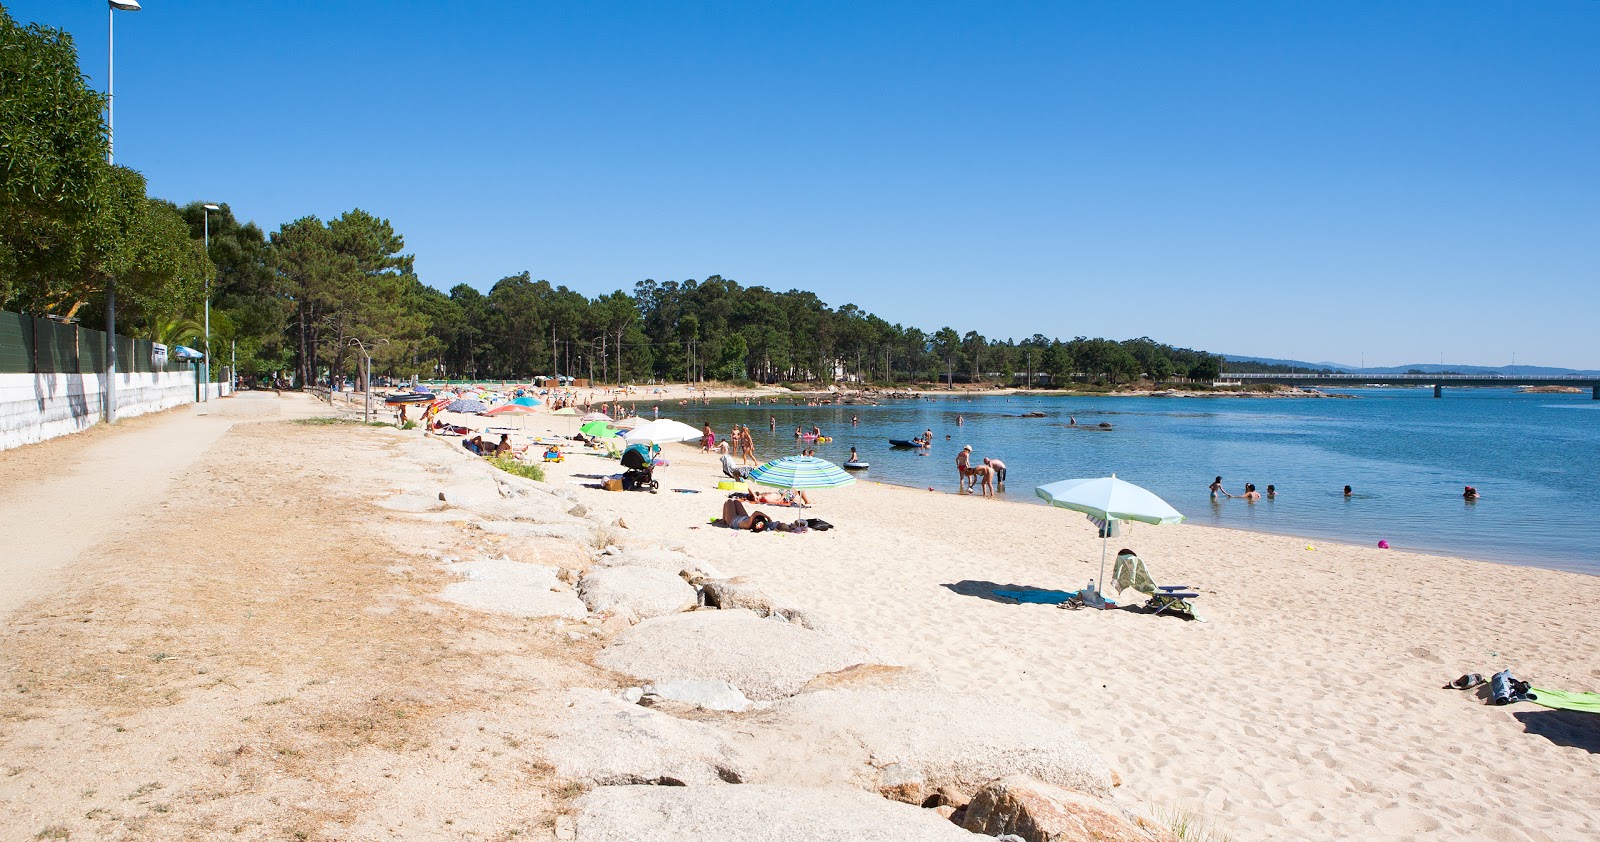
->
[512,396,541,407]
[552,406,580,434]
[621,418,702,444]
[445,398,487,414]
[580,420,620,438]
[580,411,611,421]
[1035,475,1185,609]
[746,455,855,526]
[611,416,647,430]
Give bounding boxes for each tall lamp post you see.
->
[104,0,141,423]
[202,202,220,400]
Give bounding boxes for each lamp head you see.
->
[203,203,220,211]
[110,1,141,11]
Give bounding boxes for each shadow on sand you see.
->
[1512,709,1600,754]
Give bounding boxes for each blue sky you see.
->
[12,1,1599,367]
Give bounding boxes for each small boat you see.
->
[384,392,435,404]
[843,460,869,470]
[888,439,923,448]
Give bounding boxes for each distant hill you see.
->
[1222,355,1600,377]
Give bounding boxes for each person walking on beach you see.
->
[740,426,757,465]
[702,423,716,453]
[1209,476,1231,499]
[956,445,973,494]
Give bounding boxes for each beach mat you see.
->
[993,588,1078,605]
[1529,688,1600,714]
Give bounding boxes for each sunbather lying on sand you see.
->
[737,489,811,506]
[715,499,772,532]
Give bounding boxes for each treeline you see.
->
[1,8,1225,389]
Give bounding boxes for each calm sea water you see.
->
[675,388,1600,575]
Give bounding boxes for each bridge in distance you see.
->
[1219,372,1600,399]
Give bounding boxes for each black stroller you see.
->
[620,444,660,492]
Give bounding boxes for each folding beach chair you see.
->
[1112,551,1200,620]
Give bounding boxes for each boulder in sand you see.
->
[764,668,1111,797]
[694,576,817,628]
[438,558,586,619]
[572,784,980,841]
[595,545,722,580]
[579,566,697,620]
[595,609,883,701]
[961,775,1178,842]
[542,689,748,786]
[642,679,751,712]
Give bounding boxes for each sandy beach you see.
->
[534,440,1600,841]
[3,396,1597,841]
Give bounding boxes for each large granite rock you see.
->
[579,566,698,620]
[595,609,882,700]
[693,575,817,628]
[762,667,1111,797]
[572,784,980,841]
[542,689,748,786]
[961,775,1178,842]
[642,679,751,712]
[594,545,722,580]
[437,557,586,619]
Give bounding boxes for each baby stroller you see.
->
[620,443,660,492]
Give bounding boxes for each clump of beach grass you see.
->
[487,457,544,483]
[1157,805,1233,842]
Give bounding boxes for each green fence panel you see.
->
[132,339,154,373]
[0,312,33,374]
[115,335,135,374]
[79,327,107,373]
[34,319,79,373]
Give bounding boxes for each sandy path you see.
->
[0,408,604,840]
[0,394,314,617]
[545,443,1600,842]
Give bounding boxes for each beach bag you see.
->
[1489,670,1536,705]
[805,518,834,531]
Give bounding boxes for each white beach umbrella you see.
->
[621,418,702,444]
[1035,475,1185,608]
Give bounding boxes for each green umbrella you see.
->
[580,420,620,438]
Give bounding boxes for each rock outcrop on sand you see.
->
[960,775,1178,842]
[578,565,698,620]
[595,608,884,701]
[437,557,586,619]
[542,689,750,786]
[572,784,982,841]
[755,665,1111,799]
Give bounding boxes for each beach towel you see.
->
[1527,688,1600,714]
[1112,553,1157,596]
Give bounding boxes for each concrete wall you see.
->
[0,370,228,452]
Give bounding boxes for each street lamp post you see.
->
[202,202,219,401]
[104,0,140,423]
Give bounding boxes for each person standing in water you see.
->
[1266,484,1276,499]
[769,416,776,432]
[923,429,934,449]
[1344,485,1354,497]
[956,445,973,494]
[1209,476,1231,499]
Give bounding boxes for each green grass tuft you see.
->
[487,457,544,483]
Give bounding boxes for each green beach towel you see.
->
[1528,688,1600,714]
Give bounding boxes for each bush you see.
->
[487,456,544,482]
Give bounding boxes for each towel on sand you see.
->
[1528,688,1600,714]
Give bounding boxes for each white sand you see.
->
[541,442,1600,842]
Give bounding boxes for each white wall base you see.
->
[0,370,205,452]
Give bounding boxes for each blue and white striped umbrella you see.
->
[746,455,856,490]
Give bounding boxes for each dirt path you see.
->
[0,409,595,841]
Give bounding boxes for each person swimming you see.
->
[1266,484,1276,499]
[1344,485,1353,497]
[1464,485,1480,500]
